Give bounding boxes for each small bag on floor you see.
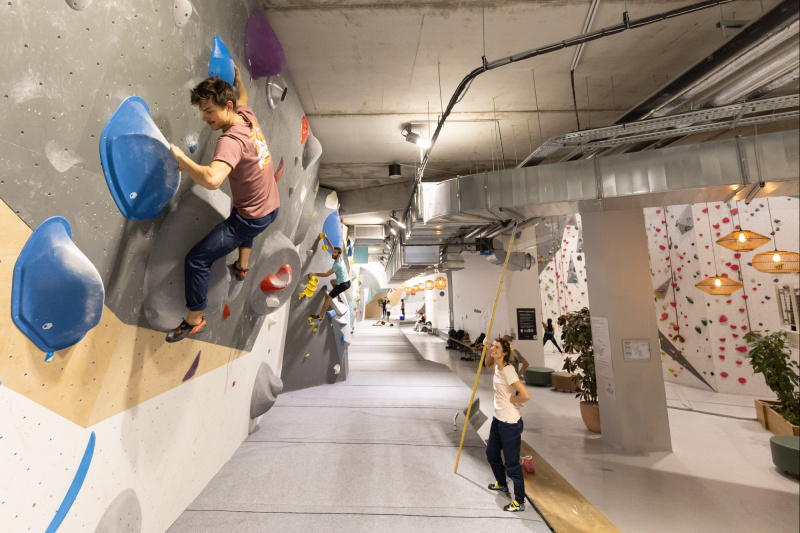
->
[521,455,535,474]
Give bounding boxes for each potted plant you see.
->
[744,330,799,437]
[558,307,600,433]
[551,355,580,393]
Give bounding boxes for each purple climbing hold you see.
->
[244,9,287,79]
[182,350,201,381]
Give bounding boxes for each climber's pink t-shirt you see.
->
[212,105,279,219]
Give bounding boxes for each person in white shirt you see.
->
[485,337,531,512]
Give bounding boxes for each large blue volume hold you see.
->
[11,217,105,353]
[209,34,235,85]
[99,96,180,220]
[322,211,343,256]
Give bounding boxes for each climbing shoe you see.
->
[166,317,206,343]
[503,500,525,512]
[231,261,248,281]
[488,482,508,493]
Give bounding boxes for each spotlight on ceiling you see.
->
[402,125,431,150]
[389,211,406,229]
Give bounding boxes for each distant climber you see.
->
[542,318,562,353]
[166,65,279,342]
[309,234,350,320]
[400,298,405,317]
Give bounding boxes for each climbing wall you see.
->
[644,197,800,395]
[280,188,352,393]
[0,1,323,531]
[537,215,590,341]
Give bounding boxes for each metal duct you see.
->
[424,130,799,223]
[491,239,532,271]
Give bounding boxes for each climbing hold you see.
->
[261,264,293,292]
[182,351,201,381]
[719,315,728,322]
[65,0,92,10]
[738,377,747,384]
[45,352,55,362]
[94,488,142,533]
[301,116,309,144]
[334,364,341,375]
[720,372,728,378]
[266,297,280,308]
[312,328,317,332]
[266,75,288,109]
[12,217,105,353]
[322,244,328,251]
[172,0,192,28]
[45,432,96,533]
[306,249,314,257]
[250,362,283,418]
[223,303,231,320]
[304,353,309,358]
[302,133,323,169]
[188,141,198,154]
[244,9,287,79]
[209,34,235,85]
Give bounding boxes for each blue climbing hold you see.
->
[341,335,345,343]
[209,34,235,85]
[45,352,54,362]
[326,309,337,318]
[188,141,198,154]
[322,212,343,256]
[99,96,180,220]
[12,217,104,353]
[45,432,95,533]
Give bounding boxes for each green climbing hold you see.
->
[695,327,702,334]
[701,319,708,326]
[694,254,699,260]
[686,297,694,304]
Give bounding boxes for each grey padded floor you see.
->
[168,325,551,532]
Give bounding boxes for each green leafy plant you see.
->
[557,307,597,404]
[744,330,799,426]
[561,356,579,374]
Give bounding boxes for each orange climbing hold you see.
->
[301,116,309,144]
[274,157,284,182]
[223,303,231,320]
[261,264,293,292]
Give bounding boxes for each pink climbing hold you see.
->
[260,264,293,292]
[274,157,284,182]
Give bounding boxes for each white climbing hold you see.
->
[172,0,193,28]
[333,364,341,375]
[306,249,314,257]
[325,191,339,209]
[266,296,280,308]
[66,0,93,10]
[267,314,279,326]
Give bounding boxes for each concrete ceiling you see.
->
[263,0,781,197]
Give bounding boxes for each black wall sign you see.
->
[517,308,537,340]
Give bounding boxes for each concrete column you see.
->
[582,209,672,453]
[505,226,545,367]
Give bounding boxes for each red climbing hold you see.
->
[301,116,309,144]
[719,315,728,322]
[719,355,725,359]
[223,303,231,320]
[738,377,747,384]
[720,372,728,377]
[722,217,730,223]
[736,346,747,352]
[261,264,293,292]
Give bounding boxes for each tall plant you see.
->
[743,330,799,425]
[557,307,597,404]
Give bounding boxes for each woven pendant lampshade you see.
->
[695,276,744,295]
[716,230,771,252]
[435,277,446,290]
[752,250,800,274]
[425,280,434,290]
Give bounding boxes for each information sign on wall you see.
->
[516,308,537,340]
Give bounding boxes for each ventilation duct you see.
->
[490,239,532,271]
[352,225,385,245]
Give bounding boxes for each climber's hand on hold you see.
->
[170,143,187,172]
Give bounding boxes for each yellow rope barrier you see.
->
[454,225,517,474]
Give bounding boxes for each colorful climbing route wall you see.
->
[538,215,590,341]
[644,197,800,396]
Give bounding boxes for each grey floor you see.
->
[168,324,551,532]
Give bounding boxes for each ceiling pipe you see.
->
[709,41,799,106]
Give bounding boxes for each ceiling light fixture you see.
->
[695,202,743,296]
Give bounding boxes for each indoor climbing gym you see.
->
[1,1,799,531]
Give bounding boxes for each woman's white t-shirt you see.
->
[493,364,522,423]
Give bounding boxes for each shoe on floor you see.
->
[231,261,248,281]
[166,317,206,343]
[503,499,525,512]
[488,482,508,493]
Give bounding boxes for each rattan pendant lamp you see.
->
[696,203,743,295]
[752,198,800,274]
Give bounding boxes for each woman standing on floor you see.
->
[485,337,530,512]
[542,318,563,353]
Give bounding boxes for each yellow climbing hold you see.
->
[319,233,326,239]
[313,328,317,332]
[322,244,328,251]
[305,353,310,358]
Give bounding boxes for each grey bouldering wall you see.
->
[0,0,320,353]
[280,187,351,393]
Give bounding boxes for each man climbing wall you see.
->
[166,65,280,342]
[309,234,351,320]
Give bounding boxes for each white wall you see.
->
[451,253,510,339]
[0,307,289,533]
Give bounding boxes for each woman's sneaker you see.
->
[503,499,525,512]
[166,317,206,343]
[487,482,508,493]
